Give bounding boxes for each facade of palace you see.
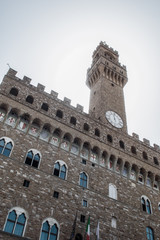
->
[0,42,160,240]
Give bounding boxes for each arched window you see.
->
[80,172,88,188]
[95,128,100,137]
[41,103,49,112]
[146,227,154,240]
[53,161,67,180]
[111,217,117,228]
[70,116,76,125]
[143,151,148,160]
[40,218,59,240]
[26,95,34,104]
[10,87,18,96]
[61,133,71,151]
[4,208,27,237]
[56,110,63,119]
[109,183,117,200]
[131,146,137,154]
[119,140,125,149]
[141,196,152,214]
[107,134,112,143]
[153,157,159,165]
[0,137,13,157]
[25,149,41,168]
[83,123,89,131]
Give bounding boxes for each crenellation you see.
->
[7,68,17,77]
[143,138,150,146]
[23,76,31,85]
[132,132,139,140]
[50,90,58,99]
[37,83,45,92]
[76,104,83,112]
[63,97,71,106]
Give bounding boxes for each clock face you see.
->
[106,111,123,128]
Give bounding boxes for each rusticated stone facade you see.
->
[0,42,160,240]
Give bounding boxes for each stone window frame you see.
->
[79,172,88,188]
[24,149,41,169]
[141,195,152,214]
[40,217,60,240]
[26,95,34,104]
[9,87,19,96]
[146,226,154,240]
[0,136,14,157]
[3,207,28,237]
[53,160,68,180]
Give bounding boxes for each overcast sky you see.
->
[0,0,160,146]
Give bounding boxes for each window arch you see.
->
[119,140,125,149]
[53,160,67,180]
[143,151,148,160]
[83,123,89,131]
[10,87,18,96]
[26,95,34,104]
[25,149,41,168]
[146,227,154,240]
[141,196,152,214]
[80,172,88,188]
[56,109,63,119]
[4,207,27,237]
[0,137,13,157]
[107,134,112,143]
[111,217,117,228]
[70,116,76,125]
[40,218,59,240]
[41,103,49,112]
[153,157,159,165]
[95,128,100,137]
[131,146,137,154]
[109,183,117,200]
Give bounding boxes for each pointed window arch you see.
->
[146,227,154,240]
[53,161,67,180]
[25,149,41,168]
[141,196,152,214]
[80,172,88,188]
[4,208,27,237]
[40,218,59,240]
[0,137,13,157]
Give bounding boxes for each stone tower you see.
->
[86,41,128,132]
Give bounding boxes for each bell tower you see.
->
[86,42,128,132]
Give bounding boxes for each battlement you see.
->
[5,68,85,113]
[4,68,160,151]
[91,42,127,70]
